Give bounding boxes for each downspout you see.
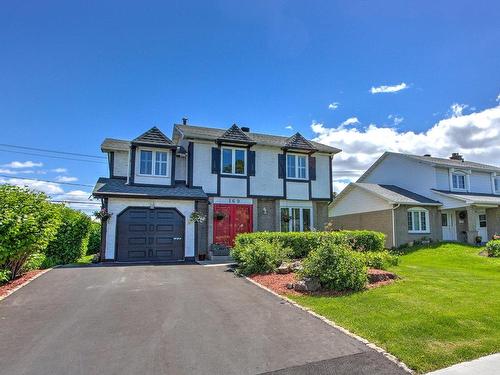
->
[392,204,400,249]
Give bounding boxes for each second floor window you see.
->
[286,154,307,179]
[452,173,466,190]
[222,147,246,175]
[495,177,500,193]
[139,150,168,176]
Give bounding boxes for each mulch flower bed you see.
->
[0,270,44,299]
[249,268,397,297]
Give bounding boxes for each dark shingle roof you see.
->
[93,178,207,200]
[355,183,441,205]
[173,124,341,154]
[132,127,175,147]
[216,124,255,144]
[283,132,317,151]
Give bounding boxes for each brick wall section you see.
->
[313,201,329,231]
[196,200,209,256]
[486,207,500,241]
[331,209,394,248]
[393,205,442,247]
[256,199,277,231]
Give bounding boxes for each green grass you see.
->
[290,243,500,373]
[70,254,95,265]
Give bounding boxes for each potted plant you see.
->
[189,211,206,224]
[214,212,226,220]
[94,208,112,221]
[475,235,483,245]
[282,212,290,223]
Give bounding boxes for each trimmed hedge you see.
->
[486,239,500,257]
[87,222,101,255]
[44,206,92,264]
[235,230,385,258]
[299,243,367,291]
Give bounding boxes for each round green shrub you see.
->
[0,185,61,279]
[360,251,399,270]
[231,239,291,276]
[300,243,367,291]
[486,239,500,257]
[44,206,92,264]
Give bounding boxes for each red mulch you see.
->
[250,269,397,297]
[0,270,44,298]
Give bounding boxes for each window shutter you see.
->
[278,154,285,179]
[248,150,256,176]
[211,147,220,174]
[309,156,316,181]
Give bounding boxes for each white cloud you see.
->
[0,177,63,195]
[52,168,67,173]
[313,102,500,193]
[55,176,78,182]
[328,102,340,110]
[388,114,404,126]
[285,125,293,130]
[2,161,43,168]
[370,82,408,94]
[450,103,469,117]
[0,168,36,175]
[497,93,500,103]
[341,117,360,127]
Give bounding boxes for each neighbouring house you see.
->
[93,121,340,262]
[330,152,500,248]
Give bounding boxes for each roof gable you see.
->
[216,124,255,145]
[132,127,175,148]
[283,132,317,152]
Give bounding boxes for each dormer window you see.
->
[221,147,246,175]
[286,154,307,179]
[139,149,169,176]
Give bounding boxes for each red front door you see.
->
[213,204,253,247]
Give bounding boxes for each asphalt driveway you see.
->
[0,264,407,375]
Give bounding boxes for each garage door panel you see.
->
[116,207,185,262]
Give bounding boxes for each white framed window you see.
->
[139,149,169,176]
[286,154,307,179]
[221,147,246,175]
[280,207,311,232]
[407,207,430,233]
[452,173,466,190]
[495,177,500,193]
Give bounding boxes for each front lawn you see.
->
[290,243,500,373]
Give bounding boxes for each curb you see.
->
[245,276,414,374]
[0,267,56,302]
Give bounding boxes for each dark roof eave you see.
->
[131,141,177,149]
[93,192,208,200]
[216,138,257,146]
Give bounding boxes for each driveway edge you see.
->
[0,267,55,302]
[245,276,414,374]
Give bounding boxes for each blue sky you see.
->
[1,1,500,211]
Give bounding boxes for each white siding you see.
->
[105,198,195,260]
[220,177,247,197]
[311,154,331,199]
[113,151,129,177]
[470,171,493,193]
[435,167,449,190]
[175,155,186,181]
[249,145,283,197]
[134,147,172,185]
[286,181,309,200]
[192,142,217,194]
[331,187,392,217]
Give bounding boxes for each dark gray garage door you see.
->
[116,207,185,262]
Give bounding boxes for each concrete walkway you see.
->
[427,353,500,375]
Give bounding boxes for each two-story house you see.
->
[93,121,340,262]
[330,152,500,248]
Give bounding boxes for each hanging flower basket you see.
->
[458,211,467,220]
[94,208,112,221]
[189,211,206,224]
[282,213,290,223]
[214,212,226,220]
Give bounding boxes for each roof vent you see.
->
[241,126,250,132]
[450,152,464,161]
[423,154,431,157]
[182,117,188,125]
